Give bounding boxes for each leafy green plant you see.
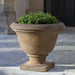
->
[18,12,59,24]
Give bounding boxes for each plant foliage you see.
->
[18,12,59,24]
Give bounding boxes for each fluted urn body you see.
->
[10,22,65,72]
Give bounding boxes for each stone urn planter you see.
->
[10,22,65,72]
[10,12,65,72]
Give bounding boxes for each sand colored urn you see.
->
[10,22,65,72]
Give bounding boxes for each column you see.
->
[14,0,26,20]
[25,0,44,14]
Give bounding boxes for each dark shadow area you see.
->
[45,0,75,27]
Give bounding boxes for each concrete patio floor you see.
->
[0,29,75,75]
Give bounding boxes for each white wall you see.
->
[0,0,4,13]
[14,0,26,20]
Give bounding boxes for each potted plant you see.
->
[10,12,65,72]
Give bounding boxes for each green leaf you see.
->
[18,12,59,24]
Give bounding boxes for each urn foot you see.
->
[20,62,55,72]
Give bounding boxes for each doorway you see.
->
[45,0,75,27]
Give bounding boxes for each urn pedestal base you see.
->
[20,62,55,72]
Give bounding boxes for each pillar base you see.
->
[20,62,55,72]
